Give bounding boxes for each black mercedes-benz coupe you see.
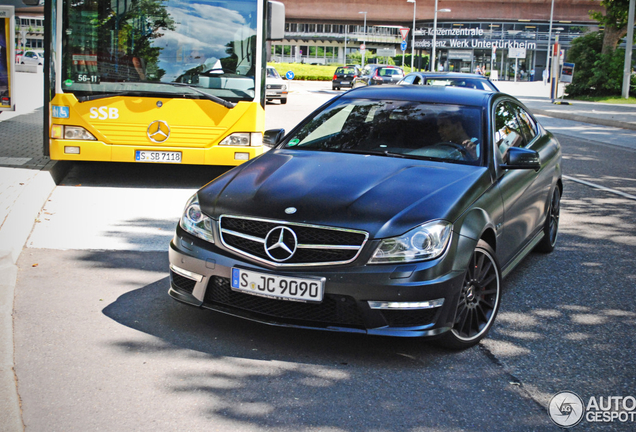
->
[168,85,562,349]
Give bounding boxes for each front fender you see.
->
[452,207,497,272]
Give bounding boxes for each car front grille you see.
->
[267,84,283,89]
[204,276,365,328]
[219,215,368,266]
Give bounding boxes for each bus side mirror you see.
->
[267,1,285,41]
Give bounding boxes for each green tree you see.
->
[565,30,635,96]
[590,0,636,54]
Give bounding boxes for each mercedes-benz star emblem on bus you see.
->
[147,120,171,143]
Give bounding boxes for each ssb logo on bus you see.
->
[89,106,119,120]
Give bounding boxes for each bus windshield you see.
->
[62,0,258,103]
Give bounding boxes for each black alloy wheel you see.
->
[536,186,561,253]
[439,240,501,349]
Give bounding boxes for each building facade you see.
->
[272,0,604,80]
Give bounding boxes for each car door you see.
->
[493,99,548,266]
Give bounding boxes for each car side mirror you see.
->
[501,147,540,171]
[263,129,285,147]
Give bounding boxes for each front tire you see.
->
[535,186,561,253]
[280,98,287,104]
[438,240,501,350]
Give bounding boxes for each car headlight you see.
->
[179,194,214,243]
[368,220,452,264]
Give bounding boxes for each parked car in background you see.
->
[18,50,44,66]
[168,85,562,350]
[265,66,288,104]
[354,65,404,87]
[398,72,499,91]
[332,65,361,90]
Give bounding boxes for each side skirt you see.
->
[501,230,544,279]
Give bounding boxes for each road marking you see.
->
[563,175,636,201]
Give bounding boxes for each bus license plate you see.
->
[135,150,182,163]
[231,268,324,303]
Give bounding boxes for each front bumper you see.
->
[168,227,466,337]
[265,90,288,99]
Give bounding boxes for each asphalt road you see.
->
[13,86,636,431]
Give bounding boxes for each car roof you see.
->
[405,72,489,80]
[341,84,497,106]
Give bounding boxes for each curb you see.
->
[531,109,636,131]
[0,160,71,432]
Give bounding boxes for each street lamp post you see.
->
[359,11,367,69]
[430,2,450,72]
[407,0,416,70]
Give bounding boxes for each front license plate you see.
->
[231,268,324,303]
[135,150,182,163]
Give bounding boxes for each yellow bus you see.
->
[44,0,284,165]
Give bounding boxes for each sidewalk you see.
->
[0,71,67,432]
[0,74,635,432]
[494,80,636,131]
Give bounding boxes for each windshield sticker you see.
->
[288,139,300,146]
[64,79,74,87]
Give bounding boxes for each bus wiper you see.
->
[77,91,150,102]
[163,82,236,109]
[77,83,236,109]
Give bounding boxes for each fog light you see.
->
[368,299,445,310]
[64,146,81,154]
[170,264,203,282]
[234,152,249,160]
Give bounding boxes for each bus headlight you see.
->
[51,124,97,141]
[179,194,214,243]
[219,132,263,147]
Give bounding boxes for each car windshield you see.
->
[336,66,357,74]
[426,78,495,91]
[61,0,258,103]
[283,98,483,165]
[267,68,281,79]
[378,68,402,77]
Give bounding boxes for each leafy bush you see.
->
[566,31,636,97]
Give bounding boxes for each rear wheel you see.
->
[438,240,501,350]
[535,186,561,253]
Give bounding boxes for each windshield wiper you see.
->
[337,148,411,159]
[76,82,236,109]
[162,82,236,109]
[337,148,446,162]
[77,90,155,102]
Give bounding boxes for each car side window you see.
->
[402,75,416,84]
[494,101,527,158]
[514,105,538,145]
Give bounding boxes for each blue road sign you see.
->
[286,71,295,80]
[401,41,408,51]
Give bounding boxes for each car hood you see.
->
[199,150,491,238]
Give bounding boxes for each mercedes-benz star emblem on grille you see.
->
[265,226,298,262]
[147,120,170,143]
